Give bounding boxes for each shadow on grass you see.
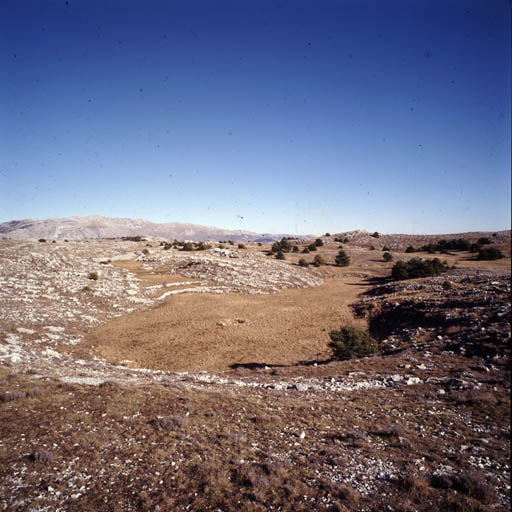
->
[229,362,285,370]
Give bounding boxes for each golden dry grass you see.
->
[82,276,366,371]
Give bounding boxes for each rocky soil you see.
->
[0,237,510,511]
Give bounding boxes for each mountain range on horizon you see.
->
[0,215,303,242]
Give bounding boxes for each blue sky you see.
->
[1,0,510,235]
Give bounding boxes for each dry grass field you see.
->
[0,231,510,511]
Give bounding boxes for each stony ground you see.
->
[0,234,510,511]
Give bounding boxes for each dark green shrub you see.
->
[382,246,390,251]
[238,243,246,249]
[371,232,380,238]
[88,271,99,280]
[122,235,144,242]
[383,252,393,262]
[391,261,409,280]
[313,254,324,267]
[421,239,470,252]
[325,232,331,237]
[391,257,449,280]
[476,247,503,260]
[329,326,378,360]
[38,239,46,243]
[315,238,324,247]
[271,242,282,253]
[298,258,309,267]
[280,238,292,252]
[292,245,299,253]
[477,237,491,246]
[180,242,194,251]
[405,246,416,253]
[302,247,310,254]
[275,251,285,260]
[335,249,350,267]
[308,243,317,251]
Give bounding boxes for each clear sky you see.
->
[1,0,510,235]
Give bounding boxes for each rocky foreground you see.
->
[0,238,510,511]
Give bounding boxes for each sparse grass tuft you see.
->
[429,471,496,504]
[1,390,26,402]
[28,450,53,464]
[151,415,187,430]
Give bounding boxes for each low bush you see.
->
[237,243,246,249]
[371,231,380,238]
[271,242,282,253]
[315,238,324,247]
[313,255,324,267]
[275,251,285,260]
[476,247,503,260]
[122,235,144,242]
[292,245,299,253]
[307,243,317,251]
[302,247,310,254]
[328,326,378,360]
[88,271,99,280]
[391,258,449,280]
[335,249,350,266]
[383,252,393,262]
[298,258,309,267]
[38,238,46,243]
[280,238,292,252]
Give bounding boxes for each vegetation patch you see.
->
[391,258,449,280]
[476,247,503,260]
[328,326,378,360]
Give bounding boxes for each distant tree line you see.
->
[403,237,503,260]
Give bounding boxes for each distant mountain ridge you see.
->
[0,215,298,242]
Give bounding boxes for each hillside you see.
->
[0,232,510,511]
[0,215,295,242]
